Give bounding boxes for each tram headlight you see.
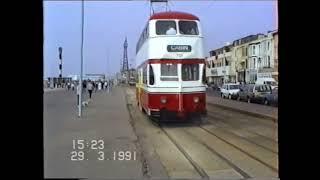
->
[193,97,199,103]
[160,97,167,104]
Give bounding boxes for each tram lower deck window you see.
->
[182,64,199,81]
[161,64,177,76]
[160,63,178,81]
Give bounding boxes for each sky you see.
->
[43,0,277,78]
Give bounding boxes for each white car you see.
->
[255,78,278,89]
[220,83,240,99]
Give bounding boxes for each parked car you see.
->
[237,84,272,103]
[263,87,278,106]
[206,83,220,91]
[220,83,240,99]
[255,78,278,89]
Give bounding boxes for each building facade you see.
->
[207,31,278,84]
[233,34,265,83]
[246,31,278,83]
[271,30,278,81]
[206,45,236,86]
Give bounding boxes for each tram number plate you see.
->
[167,45,191,52]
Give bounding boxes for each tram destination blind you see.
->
[167,45,192,52]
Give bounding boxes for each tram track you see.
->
[198,125,278,173]
[178,127,251,179]
[159,121,278,178]
[206,106,278,142]
[181,125,278,177]
[206,113,278,154]
[207,103,278,128]
[125,87,278,179]
[160,126,210,179]
[159,124,246,179]
[202,110,278,172]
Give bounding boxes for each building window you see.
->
[268,42,270,50]
[253,58,256,69]
[246,59,248,69]
[253,46,255,55]
[268,56,271,68]
[225,59,229,66]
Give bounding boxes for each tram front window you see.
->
[179,21,199,35]
[160,63,178,81]
[156,21,177,35]
[182,64,199,81]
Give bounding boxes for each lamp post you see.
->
[223,52,226,84]
[79,0,84,117]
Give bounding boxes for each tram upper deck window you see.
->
[179,21,199,35]
[156,21,177,35]
[182,64,199,81]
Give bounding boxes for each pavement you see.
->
[44,87,65,92]
[44,87,143,179]
[206,93,278,121]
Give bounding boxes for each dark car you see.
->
[263,87,278,106]
[237,84,272,104]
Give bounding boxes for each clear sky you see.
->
[44,0,277,78]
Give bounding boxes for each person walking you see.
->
[98,82,102,91]
[104,81,108,91]
[95,82,98,92]
[67,82,71,91]
[76,83,80,106]
[71,82,75,91]
[87,81,93,99]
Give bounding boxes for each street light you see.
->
[79,0,84,117]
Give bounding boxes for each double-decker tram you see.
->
[135,11,207,122]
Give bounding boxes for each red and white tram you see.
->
[135,11,207,121]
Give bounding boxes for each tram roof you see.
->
[149,11,200,21]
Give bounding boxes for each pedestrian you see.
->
[95,82,98,92]
[98,82,102,91]
[83,81,86,90]
[67,82,71,91]
[87,81,93,99]
[101,81,104,90]
[104,81,108,90]
[76,83,80,106]
[71,82,75,91]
